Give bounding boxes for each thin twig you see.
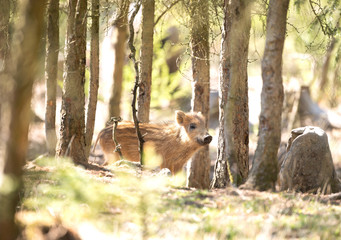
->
[309,0,333,36]
[128,1,145,167]
[108,117,123,159]
[154,0,181,26]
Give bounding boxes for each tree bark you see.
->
[212,0,251,188]
[0,0,11,155]
[225,0,251,186]
[0,0,46,239]
[0,0,10,64]
[186,0,210,189]
[211,0,230,188]
[57,0,87,164]
[45,0,59,156]
[138,0,154,123]
[243,0,290,191]
[85,0,100,158]
[108,0,129,119]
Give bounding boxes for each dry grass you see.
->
[16,158,341,240]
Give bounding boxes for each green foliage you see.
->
[122,13,192,112]
[294,0,306,12]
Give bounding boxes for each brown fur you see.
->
[94,111,212,174]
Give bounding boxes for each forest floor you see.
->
[18,156,341,240]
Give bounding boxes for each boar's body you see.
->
[96,111,212,173]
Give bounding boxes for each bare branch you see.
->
[128,1,145,167]
[154,0,181,26]
[108,117,124,159]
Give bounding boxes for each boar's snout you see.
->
[204,135,212,144]
[198,134,212,145]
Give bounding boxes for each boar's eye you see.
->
[189,123,197,130]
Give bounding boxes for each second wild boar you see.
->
[95,111,212,174]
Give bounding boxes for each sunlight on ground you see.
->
[16,158,341,239]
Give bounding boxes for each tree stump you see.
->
[279,126,341,194]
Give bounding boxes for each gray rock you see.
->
[279,126,341,194]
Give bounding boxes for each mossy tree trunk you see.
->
[0,0,10,64]
[0,0,46,239]
[0,0,11,154]
[186,0,210,189]
[138,0,154,123]
[85,0,100,157]
[57,0,88,164]
[243,0,290,191]
[211,0,251,188]
[45,0,59,156]
[108,0,129,119]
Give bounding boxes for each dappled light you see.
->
[1,0,341,239]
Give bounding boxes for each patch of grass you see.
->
[17,158,341,239]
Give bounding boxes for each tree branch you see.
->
[128,1,145,167]
[154,0,181,26]
[108,117,124,160]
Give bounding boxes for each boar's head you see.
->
[175,110,212,146]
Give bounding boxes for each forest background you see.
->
[1,0,341,239]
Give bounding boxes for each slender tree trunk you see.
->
[211,0,231,188]
[45,0,59,156]
[57,0,87,164]
[85,0,100,157]
[0,0,10,65]
[211,0,251,188]
[108,0,129,119]
[186,0,210,189]
[0,1,46,239]
[138,0,154,123]
[128,2,144,165]
[0,0,11,156]
[318,38,336,97]
[330,63,340,108]
[224,0,251,185]
[243,0,290,191]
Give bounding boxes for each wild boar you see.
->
[94,111,212,174]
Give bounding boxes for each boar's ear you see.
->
[175,110,186,125]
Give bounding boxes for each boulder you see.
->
[279,126,341,194]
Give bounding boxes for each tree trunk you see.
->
[186,0,210,189]
[0,0,11,155]
[45,0,59,156]
[137,0,154,123]
[318,38,336,99]
[330,63,340,108]
[0,1,46,239]
[57,0,87,164]
[211,0,251,188]
[0,0,10,64]
[211,0,230,189]
[108,0,129,119]
[243,0,290,191]
[85,0,100,158]
[225,0,251,185]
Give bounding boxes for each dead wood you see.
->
[297,86,341,130]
